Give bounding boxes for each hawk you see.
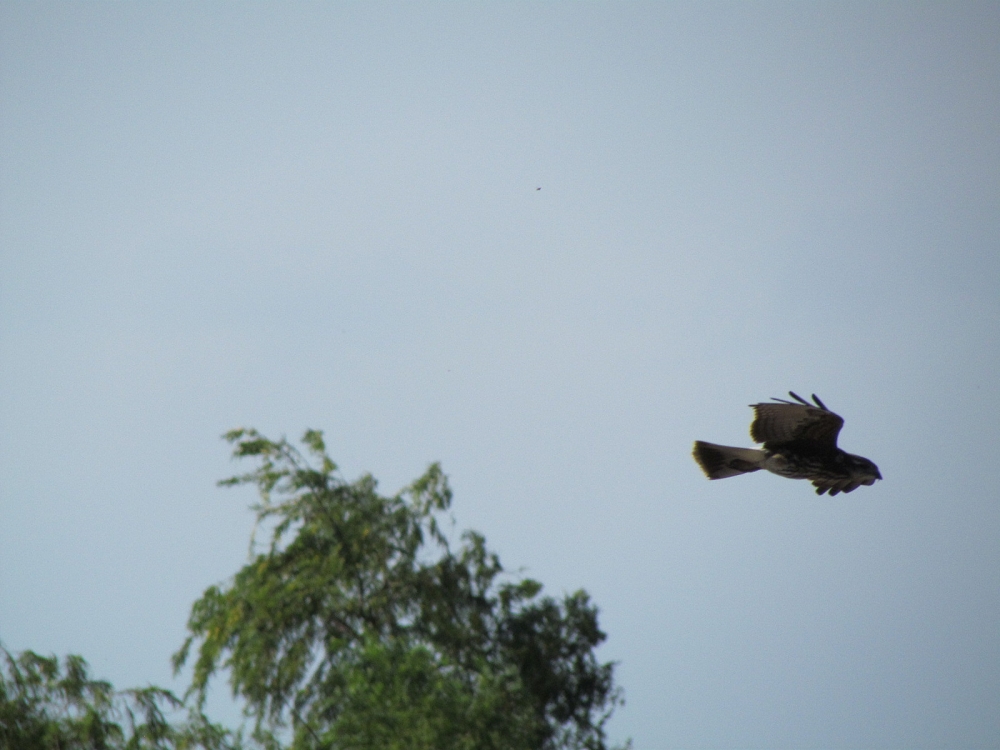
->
[692,392,881,495]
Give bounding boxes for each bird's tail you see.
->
[692,441,766,479]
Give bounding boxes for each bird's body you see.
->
[692,392,881,495]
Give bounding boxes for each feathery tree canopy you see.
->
[172,428,623,750]
[2,428,625,749]
[0,646,234,750]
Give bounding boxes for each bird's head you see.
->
[847,453,882,485]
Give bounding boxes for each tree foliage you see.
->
[0,646,237,750]
[172,428,624,750]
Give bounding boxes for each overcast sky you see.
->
[2,3,999,748]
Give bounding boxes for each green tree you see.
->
[0,646,237,750]
[172,428,625,750]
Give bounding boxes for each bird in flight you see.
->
[692,392,881,495]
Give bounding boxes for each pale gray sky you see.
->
[2,3,999,748]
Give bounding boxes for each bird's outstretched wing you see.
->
[749,392,844,450]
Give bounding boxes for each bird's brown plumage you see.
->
[749,392,844,450]
[693,391,881,495]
